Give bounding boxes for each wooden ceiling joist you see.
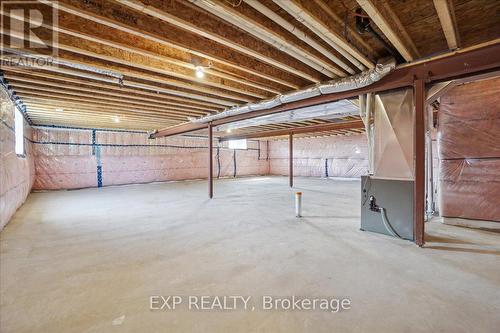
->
[3,69,223,111]
[11,82,211,116]
[6,77,219,114]
[3,30,262,103]
[26,106,180,121]
[433,0,460,50]
[24,103,192,122]
[311,0,377,58]
[56,0,321,85]
[1,58,237,108]
[273,0,374,70]
[54,24,284,95]
[16,92,204,119]
[219,120,364,141]
[243,0,353,76]
[54,42,266,100]
[18,96,203,122]
[356,0,418,62]
[114,0,327,83]
[53,2,303,90]
[185,0,346,78]
[3,9,284,96]
[22,101,196,123]
[30,116,175,129]
[27,109,180,125]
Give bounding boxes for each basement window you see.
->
[228,139,247,150]
[14,108,24,156]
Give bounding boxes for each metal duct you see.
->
[319,59,395,94]
[215,99,359,132]
[191,58,396,124]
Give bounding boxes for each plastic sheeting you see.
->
[269,134,368,178]
[438,76,500,222]
[438,77,500,159]
[439,159,500,221]
[32,128,269,190]
[0,87,34,229]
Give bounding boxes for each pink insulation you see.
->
[438,77,500,222]
[0,89,35,229]
[269,134,368,178]
[439,159,500,221]
[32,128,269,190]
[32,129,96,189]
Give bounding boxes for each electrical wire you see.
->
[379,207,402,239]
[224,0,242,7]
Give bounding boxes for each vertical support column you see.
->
[208,123,213,199]
[289,133,293,187]
[414,79,425,246]
[426,105,435,217]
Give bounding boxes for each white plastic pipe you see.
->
[295,192,302,218]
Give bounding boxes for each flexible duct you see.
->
[191,58,395,124]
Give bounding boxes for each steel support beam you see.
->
[414,79,425,246]
[208,123,213,199]
[151,42,500,139]
[289,133,293,188]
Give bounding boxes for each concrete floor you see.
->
[1,177,499,333]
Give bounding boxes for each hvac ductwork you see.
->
[215,99,359,132]
[190,58,396,124]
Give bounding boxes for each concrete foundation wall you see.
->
[0,88,35,230]
[268,134,369,178]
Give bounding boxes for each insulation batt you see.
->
[269,134,368,178]
[32,129,269,190]
[0,88,35,229]
[438,77,500,222]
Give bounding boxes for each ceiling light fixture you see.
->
[195,65,205,79]
[113,115,120,123]
[55,108,64,112]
